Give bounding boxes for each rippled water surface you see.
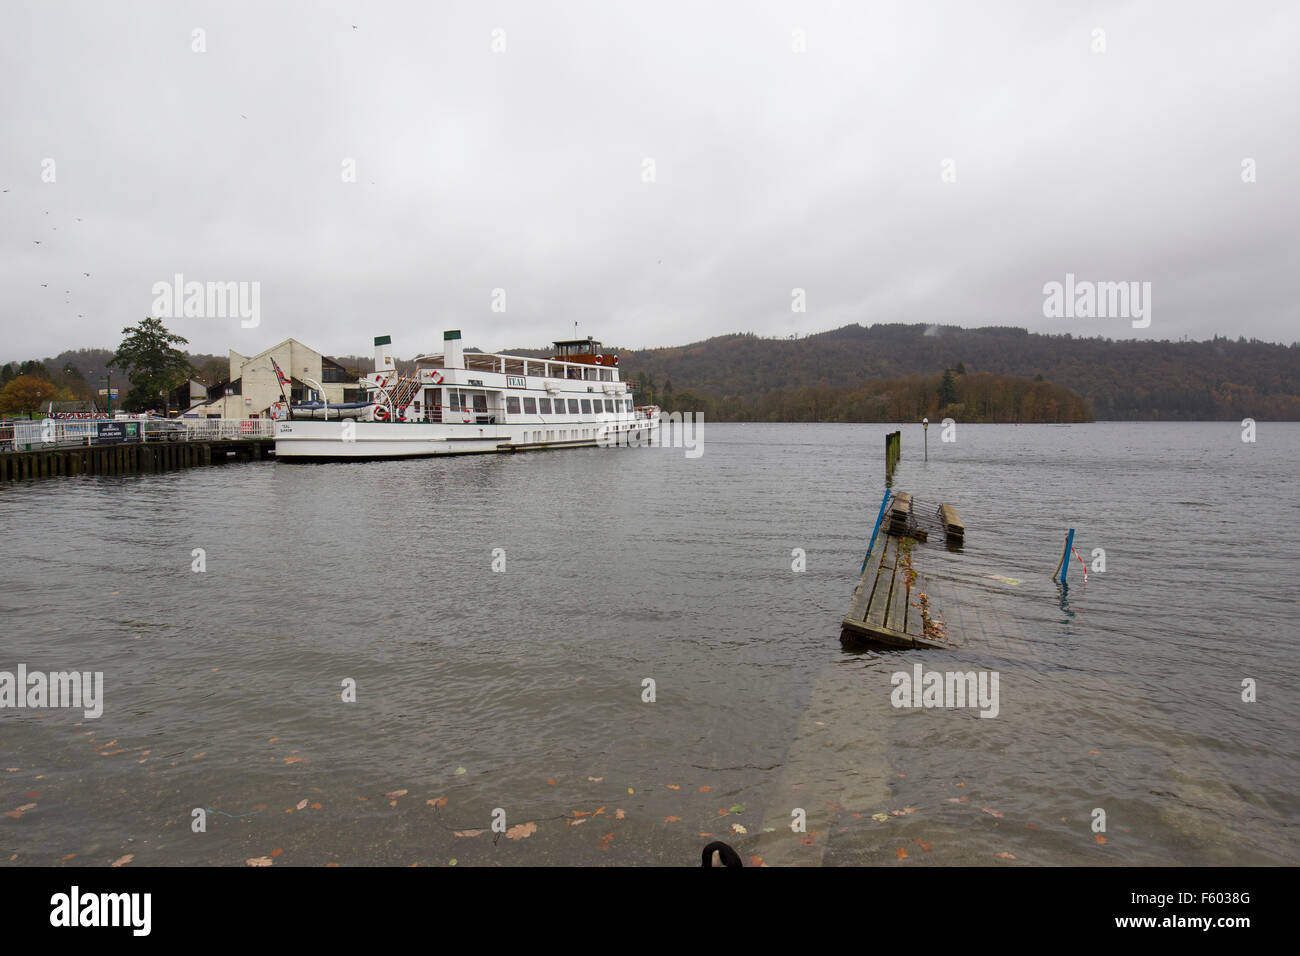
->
[1,422,1296,866]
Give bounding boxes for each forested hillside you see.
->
[613,325,1300,420]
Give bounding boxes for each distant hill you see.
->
[615,325,1300,421]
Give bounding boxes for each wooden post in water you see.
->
[885,430,901,481]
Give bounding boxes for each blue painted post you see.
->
[1054,528,1075,584]
[861,489,893,572]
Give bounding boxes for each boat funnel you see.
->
[374,335,395,373]
[443,329,463,368]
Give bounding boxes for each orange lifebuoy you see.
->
[373,405,390,421]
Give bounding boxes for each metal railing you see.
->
[1,418,273,452]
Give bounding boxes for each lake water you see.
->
[1,422,1296,866]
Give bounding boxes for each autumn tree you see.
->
[0,375,70,417]
[108,317,194,413]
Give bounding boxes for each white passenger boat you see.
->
[274,331,661,460]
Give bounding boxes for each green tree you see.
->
[108,317,194,413]
[937,369,958,406]
[662,377,673,410]
[955,361,966,375]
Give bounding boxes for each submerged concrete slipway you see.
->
[1,422,1296,866]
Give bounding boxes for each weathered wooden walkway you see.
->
[842,530,956,650]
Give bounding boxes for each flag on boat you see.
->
[270,357,290,386]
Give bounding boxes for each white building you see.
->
[186,338,358,418]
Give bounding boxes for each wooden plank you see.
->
[940,503,965,540]
[865,543,895,630]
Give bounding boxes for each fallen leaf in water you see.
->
[268,738,278,743]
[955,782,965,787]
[913,839,932,851]
[426,797,447,808]
[731,823,747,835]
[895,847,909,860]
[568,818,588,827]
[111,854,133,867]
[597,832,615,851]
[729,804,745,814]
[454,767,466,776]
[252,803,268,811]
[454,829,485,837]
[60,854,76,862]
[1025,823,1038,831]
[593,806,606,816]
[326,862,339,867]
[284,756,306,765]
[615,809,625,820]
[587,776,603,783]
[889,807,917,816]
[246,857,273,867]
[627,787,634,794]
[800,836,815,845]
[546,779,557,786]
[717,808,729,816]
[4,769,17,773]
[1088,750,1100,755]
[664,816,681,823]
[271,848,284,858]
[1095,834,1107,845]
[981,807,1004,818]
[505,822,537,840]
[386,790,408,799]
[666,784,680,790]
[871,813,890,822]
[749,856,765,866]
[699,786,711,792]
[996,852,1017,860]
[310,802,322,810]
[296,800,308,811]
[448,859,457,866]
[16,803,36,812]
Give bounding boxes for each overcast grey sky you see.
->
[2,0,1297,362]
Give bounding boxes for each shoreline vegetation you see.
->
[633,370,1094,424]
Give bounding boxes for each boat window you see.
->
[567,398,579,414]
[538,397,551,414]
[523,397,537,414]
[625,398,633,411]
[552,398,564,415]
[581,399,592,414]
[506,396,521,414]
[448,389,463,410]
[473,394,488,411]
[604,400,614,413]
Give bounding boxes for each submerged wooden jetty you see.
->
[841,492,964,649]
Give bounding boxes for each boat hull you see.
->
[274,418,660,460]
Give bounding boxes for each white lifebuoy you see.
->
[373,405,390,421]
[463,408,472,423]
[595,354,604,365]
[612,355,619,366]
[430,371,443,385]
[396,407,408,422]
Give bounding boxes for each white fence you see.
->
[1,418,273,452]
